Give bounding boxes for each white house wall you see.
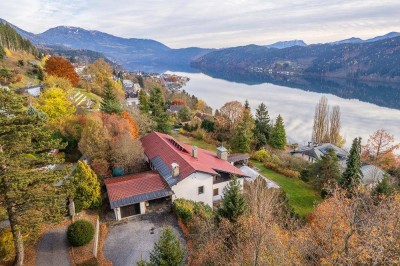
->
[172,172,214,207]
[212,178,244,201]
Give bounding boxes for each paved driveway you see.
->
[36,227,70,266]
[103,213,184,266]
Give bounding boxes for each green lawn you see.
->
[172,132,217,152]
[252,160,322,218]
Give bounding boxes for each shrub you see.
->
[173,199,213,223]
[0,228,14,262]
[67,220,95,247]
[251,149,270,162]
[264,161,300,178]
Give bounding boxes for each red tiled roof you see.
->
[141,132,246,182]
[105,171,169,202]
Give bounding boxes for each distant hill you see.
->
[265,40,307,49]
[330,32,400,45]
[0,19,213,72]
[0,23,38,58]
[192,36,400,82]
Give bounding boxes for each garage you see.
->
[105,171,173,220]
[120,203,141,218]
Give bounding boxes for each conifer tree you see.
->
[149,227,186,266]
[0,89,67,266]
[71,160,102,212]
[253,102,271,149]
[230,108,254,153]
[218,176,246,222]
[269,114,287,150]
[340,137,362,190]
[138,89,150,114]
[100,80,122,114]
[312,148,341,196]
[149,87,171,133]
[244,99,250,110]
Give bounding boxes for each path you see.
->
[36,227,70,266]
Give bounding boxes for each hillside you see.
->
[0,23,38,58]
[191,36,400,82]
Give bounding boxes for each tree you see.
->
[312,96,329,143]
[86,58,112,95]
[121,111,139,139]
[149,87,171,133]
[110,134,144,174]
[129,109,156,137]
[362,129,400,171]
[0,89,67,265]
[71,161,101,212]
[148,227,186,266]
[78,114,110,160]
[138,89,150,114]
[244,99,250,110]
[178,106,191,122]
[44,56,79,86]
[269,115,287,150]
[218,101,243,131]
[340,137,362,191]
[43,75,73,92]
[218,176,246,222]
[254,102,271,149]
[100,80,122,114]
[230,108,255,153]
[201,119,215,133]
[329,106,343,147]
[36,88,76,126]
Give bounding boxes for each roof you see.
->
[167,105,184,113]
[228,153,250,163]
[361,164,385,186]
[105,171,172,209]
[292,143,349,160]
[141,132,247,184]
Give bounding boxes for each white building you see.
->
[105,132,247,220]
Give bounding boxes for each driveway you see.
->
[36,227,70,266]
[103,213,185,266]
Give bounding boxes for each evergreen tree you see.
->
[138,89,150,114]
[218,176,246,222]
[201,119,215,132]
[149,227,186,266]
[149,87,171,133]
[0,89,67,266]
[100,80,122,114]
[230,109,255,153]
[372,176,394,197]
[311,148,341,197]
[340,137,363,191]
[253,102,271,149]
[244,99,250,110]
[71,160,102,212]
[269,115,286,150]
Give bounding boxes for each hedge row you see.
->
[172,199,213,223]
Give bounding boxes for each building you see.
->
[167,104,185,115]
[105,132,247,220]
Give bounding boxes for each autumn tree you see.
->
[340,137,362,191]
[218,101,244,131]
[269,115,287,150]
[71,160,101,212]
[86,58,112,95]
[178,106,191,122]
[362,129,400,171]
[253,102,271,149]
[36,87,76,126]
[128,109,156,137]
[43,75,73,92]
[44,56,79,86]
[78,114,110,160]
[0,89,68,265]
[110,134,144,173]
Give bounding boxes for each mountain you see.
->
[0,19,212,72]
[191,36,400,82]
[365,31,400,43]
[265,40,307,49]
[330,37,363,45]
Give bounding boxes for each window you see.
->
[213,188,219,196]
[198,186,204,194]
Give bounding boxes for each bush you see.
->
[264,162,300,178]
[251,149,270,162]
[173,199,213,223]
[67,220,95,247]
[0,228,14,262]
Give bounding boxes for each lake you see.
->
[169,71,400,148]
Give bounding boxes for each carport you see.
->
[105,171,173,220]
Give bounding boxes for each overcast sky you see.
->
[0,0,399,48]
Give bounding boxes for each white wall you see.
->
[212,178,244,201]
[172,172,214,207]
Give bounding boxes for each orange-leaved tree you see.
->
[44,56,79,86]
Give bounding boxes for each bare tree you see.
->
[312,96,329,143]
[329,105,342,146]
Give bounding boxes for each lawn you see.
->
[252,160,322,218]
[172,132,217,152]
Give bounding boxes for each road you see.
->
[36,227,70,266]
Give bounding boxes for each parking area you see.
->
[103,212,185,266]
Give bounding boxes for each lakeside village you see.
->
[1,52,399,265]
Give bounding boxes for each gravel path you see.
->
[36,227,70,266]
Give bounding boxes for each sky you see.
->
[0,0,399,48]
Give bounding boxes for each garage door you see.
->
[120,203,140,218]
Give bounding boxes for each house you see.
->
[167,104,185,115]
[361,164,386,187]
[105,132,248,220]
[228,153,250,166]
[15,85,43,97]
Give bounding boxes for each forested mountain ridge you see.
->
[191,36,400,82]
[0,23,38,58]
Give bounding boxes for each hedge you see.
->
[173,199,213,223]
[67,220,95,247]
[264,162,300,179]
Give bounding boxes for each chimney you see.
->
[171,162,179,177]
[192,146,198,158]
[217,146,228,161]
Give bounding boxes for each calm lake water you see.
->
[169,71,400,148]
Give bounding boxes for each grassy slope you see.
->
[252,160,322,217]
[172,132,217,152]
